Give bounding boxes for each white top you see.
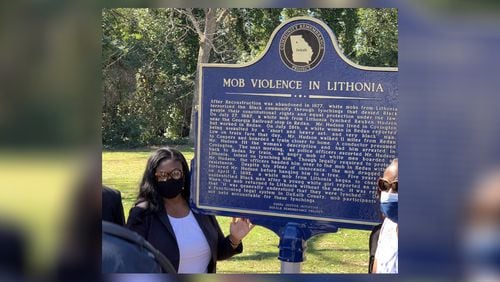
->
[168,211,211,273]
[375,217,398,273]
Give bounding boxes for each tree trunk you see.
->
[189,8,218,144]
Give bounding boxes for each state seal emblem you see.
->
[279,23,325,72]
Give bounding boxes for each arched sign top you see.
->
[201,16,398,72]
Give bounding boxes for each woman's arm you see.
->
[210,216,243,261]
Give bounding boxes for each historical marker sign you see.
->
[191,17,397,230]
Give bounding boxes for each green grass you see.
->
[102,147,370,273]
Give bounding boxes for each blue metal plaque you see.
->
[191,17,397,233]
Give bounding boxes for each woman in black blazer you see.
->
[126,147,253,273]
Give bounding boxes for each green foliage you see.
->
[102,9,196,147]
[355,9,398,67]
[281,8,316,19]
[102,8,398,147]
[212,9,283,63]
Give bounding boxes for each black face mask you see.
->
[156,179,184,199]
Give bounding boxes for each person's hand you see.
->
[229,217,254,243]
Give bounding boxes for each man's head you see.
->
[378,158,398,223]
[377,158,398,198]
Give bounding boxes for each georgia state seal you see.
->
[279,23,325,72]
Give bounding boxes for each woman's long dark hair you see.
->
[136,147,190,212]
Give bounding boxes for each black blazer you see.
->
[126,206,242,273]
[102,186,125,226]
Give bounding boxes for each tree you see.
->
[102,8,398,147]
[178,8,230,143]
[179,8,286,143]
[102,9,199,146]
[355,8,398,67]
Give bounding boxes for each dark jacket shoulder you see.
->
[126,205,152,239]
[102,186,125,226]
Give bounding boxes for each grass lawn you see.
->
[102,146,371,273]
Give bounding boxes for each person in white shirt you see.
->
[373,158,398,274]
[127,147,254,273]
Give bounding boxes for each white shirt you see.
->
[168,211,211,273]
[375,217,398,273]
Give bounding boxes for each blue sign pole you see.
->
[191,16,397,273]
[278,222,307,273]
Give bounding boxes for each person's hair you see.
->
[135,147,190,212]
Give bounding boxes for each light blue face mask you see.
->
[380,191,398,223]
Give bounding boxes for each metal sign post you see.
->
[278,223,307,273]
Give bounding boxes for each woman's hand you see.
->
[229,218,254,243]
